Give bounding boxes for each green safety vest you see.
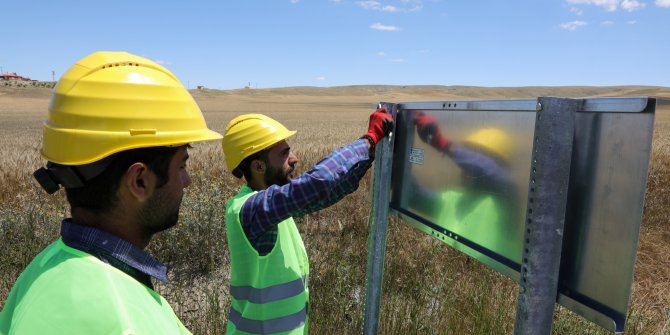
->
[225,185,310,335]
[438,190,520,263]
[0,239,189,335]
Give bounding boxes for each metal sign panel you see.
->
[558,98,655,333]
[385,97,655,333]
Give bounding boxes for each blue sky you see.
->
[2,0,669,89]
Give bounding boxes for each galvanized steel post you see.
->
[363,103,396,335]
[514,97,581,335]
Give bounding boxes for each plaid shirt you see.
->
[60,219,168,289]
[240,138,372,255]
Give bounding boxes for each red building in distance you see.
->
[0,72,32,81]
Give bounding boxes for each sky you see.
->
[2,0,669,89]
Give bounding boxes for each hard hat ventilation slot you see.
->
[101,63,141,69]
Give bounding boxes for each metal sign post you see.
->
[363,103,397,335]
[514,97,580,335]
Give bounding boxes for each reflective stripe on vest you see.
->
[230,276,307,304]
[228,304,307,334]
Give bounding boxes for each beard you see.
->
[264,163,292,187]
[138,187,181,236]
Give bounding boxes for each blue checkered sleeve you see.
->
[241,139,372,241]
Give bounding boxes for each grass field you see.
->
[1,85,668,334]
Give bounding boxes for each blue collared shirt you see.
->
[60,219,169,289]
[240,138,372,255]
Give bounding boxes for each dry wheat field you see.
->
[1,84,668,334]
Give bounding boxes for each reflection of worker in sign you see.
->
[411,112,520,262]
[0,52,222,334]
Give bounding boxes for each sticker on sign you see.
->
[409,147,424,165]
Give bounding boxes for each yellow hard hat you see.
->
[463,128,512,162]
[222,114,296,171]
[42,51,222,165]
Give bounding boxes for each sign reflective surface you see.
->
[391,107,536,278]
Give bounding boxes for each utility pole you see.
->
[52,71,55,82]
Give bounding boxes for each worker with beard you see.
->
[221,109,393,334]
[0,51,222,334]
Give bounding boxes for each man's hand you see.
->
[363,107,394,145]
[414,112,451,152]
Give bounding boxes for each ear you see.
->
[251,159,266,175]
[123,162,156,202]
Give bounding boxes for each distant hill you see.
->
[3,84,669,102]
[190,85,670,101]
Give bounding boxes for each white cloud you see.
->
[567,0,619,11]
[657,0,670,7]
[601,20,615,24]
[389,58,405,63]
[560,20,588,30]
[570,6,585,14]
[401,0,424,11]
[370,22,400,31]
[417,49,430,54]
[357,0,422,12]
[315,76,326,81]
[567,0,645,11]
[154,60,172,65]
[359,1,382,10]
[627,20,638,23]
[290,0,300,3]
[621,0,645,11]
[377,51,387,57]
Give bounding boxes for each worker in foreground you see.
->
[411,111,521,263]
[222,108,393,334]
[0,51,222,334]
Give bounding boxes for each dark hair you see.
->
[65,146,181,213]
[233,148,270,180]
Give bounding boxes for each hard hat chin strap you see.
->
[33,156,114,194]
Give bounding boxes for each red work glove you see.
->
[414,112,451,152]
[363,108,394,145]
